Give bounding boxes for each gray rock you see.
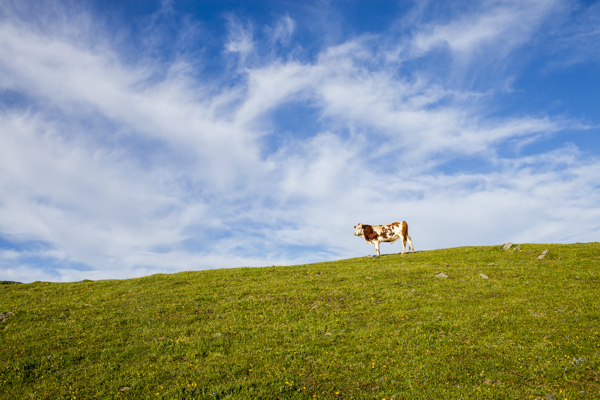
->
[435,273,448,279]
[0,311,15,322]
[537,249,550,259]
[366,255,380,259]
[479,274,489,279]
[512,245,521,251]
[502,242,513,250]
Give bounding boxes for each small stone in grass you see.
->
[537,249,549,259]
[435,273,448,279]
[502,242,513,250]
[479,274,489,279]
[0,311,15,322]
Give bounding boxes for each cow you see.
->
[353,222,414,256]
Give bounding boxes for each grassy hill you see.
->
[1,243,599,399]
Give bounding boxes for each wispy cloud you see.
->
[268,14,295,47]
[412,0,562,55]
[224,15,255,64]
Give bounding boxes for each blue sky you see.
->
[1,0,599,283]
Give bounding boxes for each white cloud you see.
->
[269,14,295,46]
[412,0,563,56]
[224,15,255,63]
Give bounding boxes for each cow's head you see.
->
[353,223,364,237]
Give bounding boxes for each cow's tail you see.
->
[401,221,409,238]
[403,221,415,253]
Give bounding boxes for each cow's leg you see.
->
[374,241,380,256]
[407,234,415,253]
[400,236,406,255]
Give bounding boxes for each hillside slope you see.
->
[1,243,599,399]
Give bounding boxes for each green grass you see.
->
[1,243,600,399]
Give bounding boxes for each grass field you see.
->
[1,243,599,399]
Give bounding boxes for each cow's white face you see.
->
[353,223,364,236]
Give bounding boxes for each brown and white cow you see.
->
[353,222,414,256]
